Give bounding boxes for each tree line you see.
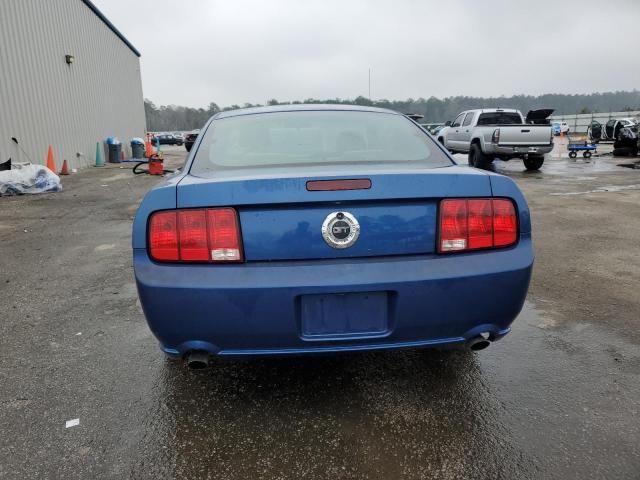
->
[145,90,640,131]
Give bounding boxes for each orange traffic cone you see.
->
[145,140,153,158]
[59,159,70,175]
[46,145,56,172]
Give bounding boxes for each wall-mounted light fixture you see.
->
[65,54,74,64]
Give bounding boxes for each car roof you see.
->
[216,104,399,120]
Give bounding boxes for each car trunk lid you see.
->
[525,109,554,124]
[177,165,491,261]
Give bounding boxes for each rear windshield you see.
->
[190,110,449,174]
[476,112,522,125]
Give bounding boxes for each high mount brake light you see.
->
[438,198,517,253]
[306,179,372,191]
[148,208,243,263]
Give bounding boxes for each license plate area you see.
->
[299,292,390,340]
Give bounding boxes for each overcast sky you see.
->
[94,0,640,108]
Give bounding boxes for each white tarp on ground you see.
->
[0,162,61,196]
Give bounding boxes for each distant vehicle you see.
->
[436,125,450,141]
[588,118,638,142]
[184,130,200,152]
[420,123,445,135]
[438,108,554,170]
[430,125,447,136]
[153,134,183,146]
[133,104,533,367]
[612,127,639,157]
[551,121,570,135]
[172,132,184,142]
[405,113,424,121]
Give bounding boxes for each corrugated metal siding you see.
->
[0,0,145,170]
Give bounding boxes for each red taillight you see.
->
[149,208,243,263]
[438,198,517,253]
[439,199,468,252]
[492,199,518,247]
[149,211,179,261]
[206,208,243,261]
[492,128,500,144]
[467,199,493,249]
[178,210,209,261]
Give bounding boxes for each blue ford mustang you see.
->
[133,105,533,368]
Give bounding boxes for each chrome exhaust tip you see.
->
[186,350,212,370]
[467,335,491,351]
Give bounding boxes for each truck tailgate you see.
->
[497,126,551,146]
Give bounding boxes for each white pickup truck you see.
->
[437,108,554,170]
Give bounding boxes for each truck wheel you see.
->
[524,155,544,171]
[185,144,192,152]
[469,144,490,169]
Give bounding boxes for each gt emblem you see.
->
[321,211,360,249]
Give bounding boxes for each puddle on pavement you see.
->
[128,302,639,479]
[494,158,628,177]
[549,183,640,195]
[453,153,636,177]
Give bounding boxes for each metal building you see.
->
[0,0,145,170]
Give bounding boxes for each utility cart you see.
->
[567,135,597,159]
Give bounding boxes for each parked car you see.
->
[172,132,184,142]
[153,133,183,146]
[420,123,446,135]
[430,124,447,136]
[588,118,638,142]
[133,104,533,368]
[438,108,554,170]
[612,127,640,157]
[404,113,424,121]
[184,130,200,152]
[551,121,570,135]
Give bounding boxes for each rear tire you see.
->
[524,155,544,170]
[613,147,631,157]
[469,143,491,169]
[185,143,192,152]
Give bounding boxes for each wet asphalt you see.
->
[0,144,639,479]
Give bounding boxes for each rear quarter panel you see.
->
[487,173,532,234]
[132,175,182,249]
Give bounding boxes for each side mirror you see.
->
[445,121,451,127]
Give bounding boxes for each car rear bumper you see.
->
[489,144,554,156]
[134,236,533,357]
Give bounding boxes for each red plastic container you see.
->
[148,157,164,175]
